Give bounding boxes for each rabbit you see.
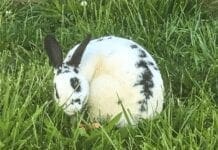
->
[44,34,164,126]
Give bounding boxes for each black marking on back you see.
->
[97,38,104,42]
[148,61,154,66]
[135,60,154,112]
[54,84,60,99]
[130,44,138,49]
[135,60,154,98]
[138,49,147,57]
[70,77,81,92]
[137,60,148,69]
[138,100,148,112]
[147,61,159,71]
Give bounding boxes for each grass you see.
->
[0,0,217,149]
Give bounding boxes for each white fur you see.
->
[62,36,164,125]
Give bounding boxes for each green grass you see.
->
[0,0,218,149]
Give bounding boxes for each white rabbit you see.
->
[44,34,164,126]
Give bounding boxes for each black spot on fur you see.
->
[97,38,103,42]
[138,49,147,57]
[154,67,159,70]
[130,44,138,49]
[70,77,81,92]
[137,60,147,68]
[74,98,81,104]
[57,68,62,75]
[54,84,59,99]
[138,100,148,112]
[147,61,159,70]
[62,70,70,73]
[135,60,154,99]
[63,65,69,69]
[74,68,79,73]
[148,61,154,66]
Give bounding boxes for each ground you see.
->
[0,0,217,149]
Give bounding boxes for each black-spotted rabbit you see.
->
[44,35,164,126]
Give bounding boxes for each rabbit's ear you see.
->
[44,35,63,68]
[67,34,91,67]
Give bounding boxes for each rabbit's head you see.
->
[44,34,91,115]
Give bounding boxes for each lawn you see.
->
[0,0,217,149]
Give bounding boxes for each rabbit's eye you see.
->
[70,77,81,92]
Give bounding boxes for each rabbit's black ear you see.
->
[44,35,63,68]
[67,34,91,67]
